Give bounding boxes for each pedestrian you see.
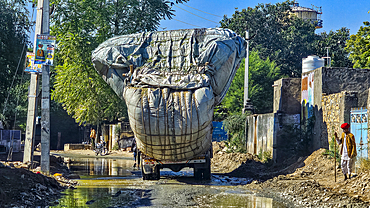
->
[131,138,137,168]
[90,128,96,150]
[334,122,357,180]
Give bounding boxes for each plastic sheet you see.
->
[92,28,246,161]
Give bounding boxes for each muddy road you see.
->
[52,156,287,208]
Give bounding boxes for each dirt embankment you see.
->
[211,142,370,207]
[0,154,77,207]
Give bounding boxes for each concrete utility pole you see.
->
[23,0,43,164]
[243,29,254,114]
[23,0,51,174]
[40,0,51,174]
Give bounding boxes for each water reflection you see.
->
[64,157,136,177]
[197,193,277,208]
[53,157,286,208]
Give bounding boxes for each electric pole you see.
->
[23,0,51,174]
[40,0,50,174]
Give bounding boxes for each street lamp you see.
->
[242,28,254,114]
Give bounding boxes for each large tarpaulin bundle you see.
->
[92,28,246,161]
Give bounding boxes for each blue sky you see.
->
[160,0,370,35]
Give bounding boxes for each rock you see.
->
[36,183,48,191]
[24,200,32,205]
[0,162,6,168]
[112,190,122,197]
[86,200,95,205]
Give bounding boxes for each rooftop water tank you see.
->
[302,55,324,73]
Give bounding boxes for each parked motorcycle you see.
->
[94,142,107,156]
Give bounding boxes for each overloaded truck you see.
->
[92,28,246,180]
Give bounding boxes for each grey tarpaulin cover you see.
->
[92,28,246,161]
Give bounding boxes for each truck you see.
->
[92,28,246,180]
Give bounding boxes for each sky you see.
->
[159,0,370,35]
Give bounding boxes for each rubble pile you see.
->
[245,149,370,207]
[211,141,260,174]
[0,156,78,207]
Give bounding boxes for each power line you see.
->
[173,4,219,24]
[182,4,223,18]
[172,18,202,27]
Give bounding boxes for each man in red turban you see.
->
[334,123,357,180]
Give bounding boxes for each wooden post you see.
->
[334,136,337,182]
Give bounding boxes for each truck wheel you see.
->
[141,164,160,180]
[141,166,149,180]
[153,165,160,180]
[203,152,211,180]
[194,167,202,180]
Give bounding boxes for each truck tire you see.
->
[194,167,202,180]
[203,153,211,180]
[142,164,160,180]
[194,150,211,180]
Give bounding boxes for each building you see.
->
[291,2,323,29]
[246,56,370,163]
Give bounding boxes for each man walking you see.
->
[90,128,96,150]
[334,123,357,180]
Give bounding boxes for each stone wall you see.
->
[321,67,370,95]
[303,67,369,151]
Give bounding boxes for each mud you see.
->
[212,142,370,207]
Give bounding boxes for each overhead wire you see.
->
[5,5,35,161]
[173,4,219,24]
[182,4,223,18]
[172,18,202,27]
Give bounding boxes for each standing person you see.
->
[334,123,357,180]
[131,138,137,168]
[90,128,96,150]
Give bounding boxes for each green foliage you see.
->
[345,21,370,68]
[0,0,31,128]
[257,150,272,163]
[323,134,341,164]
[114,125,121,136]
[112,143,119,151]
[315,28,353,68]
[220,0,316,78]
[50,0,188,125]
[221,50,280,115]
[223,113,247,153]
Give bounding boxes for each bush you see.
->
[257,149,272,163]
[223,113,247,153]
[323,129,340,165]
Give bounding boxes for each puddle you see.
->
[52,157,287,208]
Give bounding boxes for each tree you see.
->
[220,0,316,78]
[50,0,189,126]
[315,27,353,68]
[221,50,280,115]
[0,0,31,127]
[345,21,370,69]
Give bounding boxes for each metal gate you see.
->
[350,108,368,159]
